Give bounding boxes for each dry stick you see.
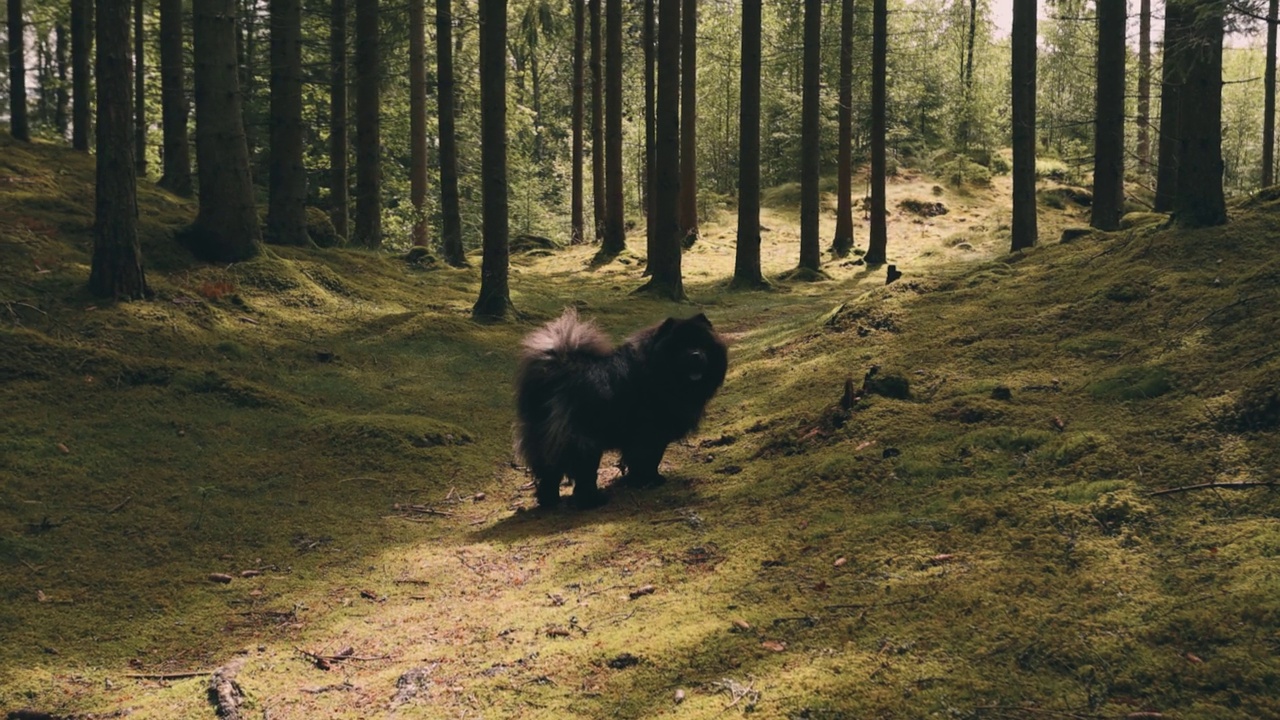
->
[392,578,432,585]
[124,670,214,680]
[1149,481,1280,496]
[295,646,390,663]
[107,495,132,513]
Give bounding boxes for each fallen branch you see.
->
[1148,481,1280,497]
[107,496,132,514]
[296,646,390,664]
[124,670,214,680]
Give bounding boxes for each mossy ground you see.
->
[3,134,1280,719]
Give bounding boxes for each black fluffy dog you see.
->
[515,309,728,508]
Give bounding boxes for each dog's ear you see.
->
[654,317,677,340]
[690,313,712,328]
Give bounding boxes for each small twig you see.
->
[392,578,432,585]
[124,670,214,680]
[107,496,132,513]
[456,553,485,575]
[295,646,390,663]
[1149,481,1280,496]
[19,559,44,574]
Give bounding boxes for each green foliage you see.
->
[1087,365,1174,400]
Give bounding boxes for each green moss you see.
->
[1087,365,1173,400]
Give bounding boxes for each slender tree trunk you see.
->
[571,0,585,244]
[90,0,147,299]
[157,0,191,194]
[133,0,146,173]
[598,0,625,255]
[190,0,261,262]
[473,0,510,319]
[409,0,428,246]
[267,0,308,245]
[240,0,258,158]
[1155,1,1187,212]
[1172,0,1226,227]
[1091,0,1125,231]
[437,0,465,265]
[329,0,348,239]
[1136,0,1151,176]
[1010,0,1036,251]
[1264,0,1277,186]
[353,0,381,247]
[55,24,69,136]
[589,0,604,242]
[677,0,697,242]
[831,0,853,257]
[638,0,683,299]
[8,0,28,141]
[865,0,887,265]
[643,0,654,241]
[797,0,820,273]
[72,0,91,150]
[732,0,763,288]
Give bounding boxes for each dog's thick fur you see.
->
[515,309,728,508]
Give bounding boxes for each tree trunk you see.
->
[8,0,28,141]
[190,0,261,262]
[437,0,466,265]
[599,0,625,255]
[830,0,853,257]
[732,0,763,288]
[90,0,147,299]
[1172,0,1226,228]
[267,0,308,245]
[677,0,697,242]
[329,0,348,239]
[1010,0,1036,251]
[1264,0,1277,186]
[589,0,604,242]
[1154,1,1187,212]
[157,0,191,194]
[797,0,820,272]
[571,0,585,244]
[637,0,683,299]
[473,0,510,319]
[1090,0,1125,231]
[55,24,69,136]
[409,0,428,246]
[240,0,258,158]
[643,0,654,243]
[133,0,145,173]
[1136,0,1151,176]
[353,0,381,247]
[865,0,887,265]
[72,0,91,150]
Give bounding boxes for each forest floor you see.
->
[3,133,1280,720]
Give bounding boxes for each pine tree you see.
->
[8,0,29,141]
[437,0,467,265]
[157,0,192,195]
[600,0,625,254]
[1010,0,1037,251]
[732,0,764,289]
[638,0,683,299]
[133,0,145,174]
[410,0,429,246]
[267,0,309,245]
[353,0,381,247]
[797,0,821,273]
[830,0,854,258]
[473,0,511,319]
[1090,0,1125,231]
[71,0,91,150]
[1264,0,1277,186]
[330,0,349,239]
[865,0,888,265]
[571,0,585,244]
[677,0,698,243]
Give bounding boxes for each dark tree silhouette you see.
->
[1265,0,1277,186]
[133,0,145,174]
[643,0,654,244]
[71,0,90,150]
[1137,0,1152,175]
[157,0,191,195]
[267,0,309,245]
[189,0,261,262]
[1090,0,1125,231]
[55,23,68,135]
[1172,0,1226,228]
[437,0,466,265]
[330,0,349,239]
[473,0,510,319]
[797,0,820,273]
[90,0,147,299]
[571,0,585,244]
[1155,1,1188,213]
[600,0,625,255]
[410,0,429,246]
[589,0,604,242]
[865,0,888,265]
[8,0,28,141]
[677,0,697,242]
[831,0,853,258]
[353,0,381,248]
[1010,0,1037,251]
[638,0,683,299]
[732,0,764,289]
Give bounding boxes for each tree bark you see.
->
[1010,0,1036,251]
[1172,0,1226,228]
[55,23,69,136]
[797,0,820,272]
[643,0,654,244]
[267,0,309,245]
[190,0,261,262]
[1264,0,1277,186]
[677,0,697,242]
[8,0,28,141]
[600,0,625,254]
[1090,0,1125,231]
[72,0,91,150]
[589,0,604,242]
[865,0,887,265]
[90,0,147,299]
[409,0,428,246]
[1136,0,1151,176]
[830,0,853,257]
[473,0,510,319]
[1154,1,1187,212]
[157,0,191,195]
[437,0,466,265]
[571,0,585,244]
[330,0,348,239]
[353,0,381,247]
[732,0,763,288]
[133,0,145,173]
[638,0,683,299]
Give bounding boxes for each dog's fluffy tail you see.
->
[520,307,612,362]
